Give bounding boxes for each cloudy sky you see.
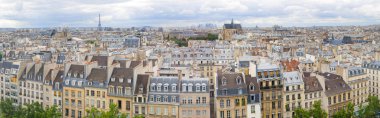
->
[0,0,380,28]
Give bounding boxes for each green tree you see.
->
[309,100,328,118]
[332,102,354,118]
[0,99,17,118]
[86,103,128,118]
[294,107,310,118]
[358,95,380,118]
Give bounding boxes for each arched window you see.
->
[222,77,227,86]
[150,83,156,91]
[182,83,187,92]
[188,83,193,92]
[196,83,201,92]
[236,76,242,85]
[202,83,207,92]
[250,84,254,91]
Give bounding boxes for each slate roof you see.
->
[224,24,242,29]
[245,75,260,94]
[318,72,351,96]
[134,74,150,95]
[91,55,110,67]
[303,76,323,93]
[87,68,108,83]
[108,68,134,87]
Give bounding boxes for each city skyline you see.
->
[1,0,380,28]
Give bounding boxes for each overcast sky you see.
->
[0,0,380,28]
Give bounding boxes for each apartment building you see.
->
[0,61,20,104]
[179,78,210,118]
[245,75,261,118]
[215,71,248,118]
[147,76,180,118]
[302,72,323,110]
[363,61,380,97]
[107,68,134,117]
[85,68,109,112]
[283,71,304,118]
[43,69,64,110]
[316,72,352,116]
[257,63,283,118]
[63,63,95,118]
[133,74,150,117]
[337,66,369,107]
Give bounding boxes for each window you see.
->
[226,99,230,107]
[251,105,255,113]
[222,78,227,85]
[202,97,206,104]
[220,111,225,118]
[196,84,201,92]
[227,110,231,118]
[118,100,122,109]
[188,97,192,104]
[220,100,224,107]
[172,96,176,103]
[164,84,169,91]
[250,85,255,91]
[150,84,156,91]
[172,107,176,115]
[235,99,240,106]
[196,97,201,104]
[150,107,154,114]
[172,84,177,92]
[164,108,168,115]
[126,101,130,110]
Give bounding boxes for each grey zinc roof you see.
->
[180,78,209,93]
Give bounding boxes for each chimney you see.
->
[178,70,183,80]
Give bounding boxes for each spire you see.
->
[231,18,234,25]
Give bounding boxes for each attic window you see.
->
[111,78,115,82]
[172,84,177,92]
[250,85,254,91]
[119,78,123,83]
[127,79,131,83]
[236,76,242,85]
[202,83,206,92]
[139,87,143,93]
[71,80,76,86]
[88,82,92,86]
[65,80,69,85]
[222,77,227,86]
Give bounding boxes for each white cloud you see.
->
[0,0,379,27]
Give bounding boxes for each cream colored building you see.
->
[283,71,304,118]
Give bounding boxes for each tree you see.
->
[86,103,128,118]
[309,100,328,118]
[332,102,354,118]
[0,99,17,118]
[358,95,380,118]
[294,107,310,118]
[0,99,61,118]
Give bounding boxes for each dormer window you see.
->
[222,77,227,86]
[55,82,59,89]
[79,73,83,78]
[65,80,69,85]
[202,83,206,92]
[182,84,187,92]
[250,84,255,91]
[111,78,115,82]
[139,87,143,93]
[157,83,162,92]
[172,84,177,92]
[196,83,201,92]
[71,80,76,86]
[88,82,92,86]
[188,83,193,92]
[78,81,82,86]
[119,78,123,83]
[236,76,242,85]
[164,83,169,91]
[150,83,156,91]
[127,79,131,83]
[68,73,71,77]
